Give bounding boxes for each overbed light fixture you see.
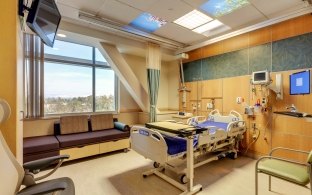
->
[129,12,167,33]
[174,10,213,30]
[193,20,224,34]
[201,0,250,17]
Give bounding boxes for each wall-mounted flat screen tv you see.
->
[289,70,310,95]
[26,0,61,47]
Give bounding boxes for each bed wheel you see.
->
[153,162,160,168]
[180,174,188,184]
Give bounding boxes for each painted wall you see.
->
[167,60,180,110]
[119,82,141,112]
[0,0,23,161]
[123,54,179,111]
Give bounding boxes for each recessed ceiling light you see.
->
[57,33,67,38]
[174,10,213,30]
[129,12,167,33]
[200,0,250,17]
[193,20,224,34]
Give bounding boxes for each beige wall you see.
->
[0,0,23,161]
[123,54,179,111]
[167,60,180,110]
[119,82,141,112]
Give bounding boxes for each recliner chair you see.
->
[0,99,75,195]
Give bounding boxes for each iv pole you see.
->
[178,56,190,113]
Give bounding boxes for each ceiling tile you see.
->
[146,0,193,22]
[57,3,79,19]
[57,0,107,14]
[116,0,158,11]
[154,23,206,44]
[98,0,141,24]
[250,0,306,18]
[218,4,266,29]
[181,0,208,9]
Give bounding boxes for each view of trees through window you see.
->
[44,40,116,115]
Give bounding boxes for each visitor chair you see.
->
[0,98,75,195]
[255,147,312,195]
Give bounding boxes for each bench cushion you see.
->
[60,115,89,135]
[23,136,59,154]
[258,159,309,186]
[90,114,114,131]
[24,151,60,163]
[56,129,129,148]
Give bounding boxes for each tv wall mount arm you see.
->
[18,0,32,17]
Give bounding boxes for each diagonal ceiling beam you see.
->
[97,42,148,112]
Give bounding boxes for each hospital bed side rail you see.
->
[131,126,168,165]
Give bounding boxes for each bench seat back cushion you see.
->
[60,115,89,135]
[90,114,114,131]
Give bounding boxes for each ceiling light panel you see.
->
[200,0,250,17]
[193,20,225,33]
[129,12,167,32]
[174,10,213,29]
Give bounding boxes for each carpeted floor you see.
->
[40,150,310,195]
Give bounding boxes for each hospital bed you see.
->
[130,109,246,194]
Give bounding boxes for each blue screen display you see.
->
[290,70,310,95]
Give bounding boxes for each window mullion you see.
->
[92,47,96,112]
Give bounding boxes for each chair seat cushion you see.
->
[258,158,309,186]
[56,129,129,148]
[18,177,75,195]
[24,136,59,154]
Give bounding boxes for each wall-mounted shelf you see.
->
[274,111,312,119]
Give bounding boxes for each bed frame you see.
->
[130,109,246,193]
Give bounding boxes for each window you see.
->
[43,40,118,115]
[44,63,93,114]
[95,68,115,112]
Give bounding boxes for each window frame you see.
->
[43,40,119,116]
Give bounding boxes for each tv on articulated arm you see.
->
[289,70,310,95]
[26,0,61,47]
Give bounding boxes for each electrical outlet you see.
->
[207,103,213,109]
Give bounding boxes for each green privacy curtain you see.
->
[147,43,161,122]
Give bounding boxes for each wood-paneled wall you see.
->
[180,14,312,160]
[180,69,312,160]
[184,14,312,63]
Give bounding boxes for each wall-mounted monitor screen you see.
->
[251,70,270,85]
[26,0,61,47]
[289,70,310,95]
